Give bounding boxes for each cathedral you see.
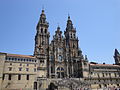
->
[34,9,87,79]
[0,10,120,90]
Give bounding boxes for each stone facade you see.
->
[0,10,120,90]
[0,53,38,90]
[34,10,86,79]
[85,63,120,89]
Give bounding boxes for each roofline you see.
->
[6,53,36,59]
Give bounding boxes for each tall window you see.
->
[45,29,47,33]
[18,75,21,80]
[8,74,11,80]
[41,28,43,33]
[26,75,29,80]
[2,74,5,80]
[71,34,72,38]
[34,82,37,89]
[56,67,64,78]
[74,33,75,38]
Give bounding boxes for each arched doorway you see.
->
[56,67,64,78]
[47,82,58,90]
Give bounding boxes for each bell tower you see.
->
[64,16,79,58]
[34,9,50,78]
[64,16,82,78]
[34,9,50,56]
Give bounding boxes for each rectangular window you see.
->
[10,63,12,65]
[8,67,12,71]
[19,68,22,71]
[18,75,21,80]
[8,74,11,80]
[26,68,29,71]
[26,75,29,80]
[2,74,5,80]
[34,68,36,72]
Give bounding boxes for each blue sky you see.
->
[0,0,120,64]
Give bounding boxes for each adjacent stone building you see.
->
[0,10,120,90]
[0,53,38,90]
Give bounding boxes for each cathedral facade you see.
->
[34,10,88,79]
[0,10,120,90]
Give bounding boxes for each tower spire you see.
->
[66,15,73,31]
[34,9,49,56]
[68,13,70,19]
[36,9,49,29]
[34,9,50,78]
[115,49,119,56]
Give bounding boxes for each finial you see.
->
[68,13,70,19]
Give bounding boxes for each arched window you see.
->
[74,33,75,38]
[61,67,64,71]
[56,67,64,78]
[57,67,60,71]
[71,34,72,38]
[45,29,47,33]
